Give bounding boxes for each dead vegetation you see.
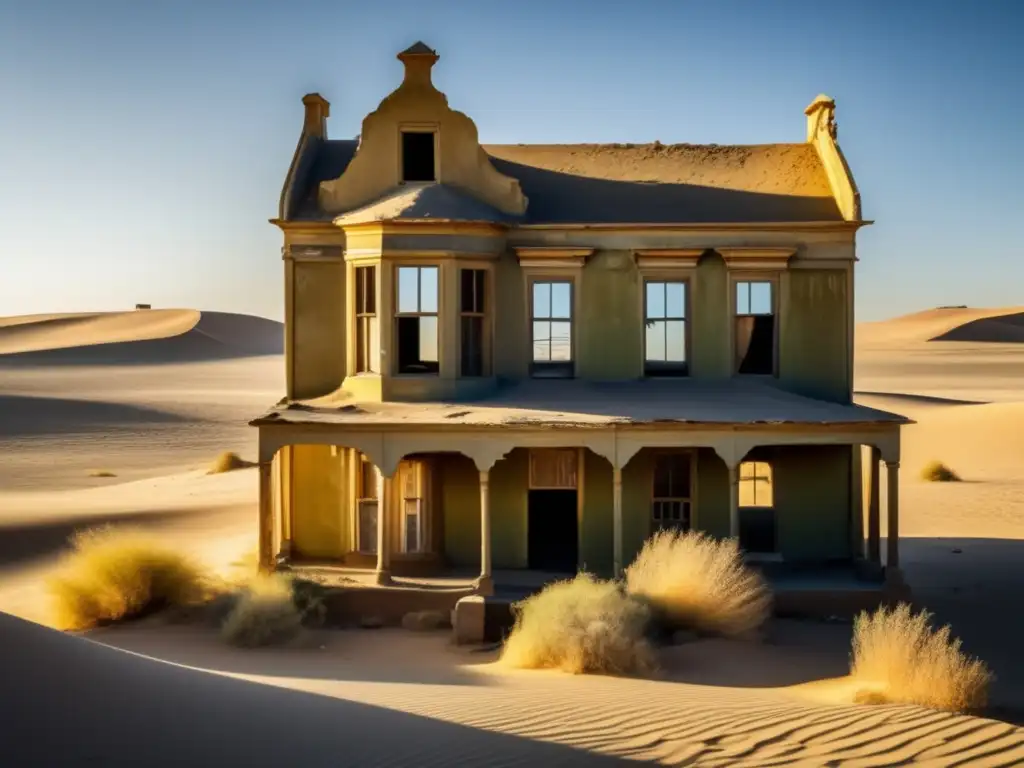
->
[625,530,771,639]
[220,573,319,648]
[851,603,992,713]
[501,573,655,676]
[207,451,256,474]
[920,460,961,482]
[88,470,117,478]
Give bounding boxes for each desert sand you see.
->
[1,306,1023,766]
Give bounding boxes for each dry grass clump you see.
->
[920,460,961,482]
[625,530,771,639]
[851,603,992,712]
[47,527,210,631]
[88,470,117,478]
[207,451,256,474]
[501,573,655,676]
[221,574,309,648]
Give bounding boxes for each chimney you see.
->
[301,93,330,139]
[804,94,837,143]
[397,41,439,87]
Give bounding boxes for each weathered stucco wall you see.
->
[691,253,731,378]
[290,444,348,559]
[577,251,641,380]
[580,450,613,575]
[441,453,480,567]
[770,444,851,562]
[780,269,849,402]
[490,449,529,568]
[291,261,346,400]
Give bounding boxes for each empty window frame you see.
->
[738,460,776,553]
[396,265,439,374]
[652,452,692,531]
[354,265,379,374]
[460,268,487,377]
[356,457,379,554]
[398,460,428,554]
[401,131,436,182]
[644,280,687,376]
[531,280,573,378]
[734,280,775,375]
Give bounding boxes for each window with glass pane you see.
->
[460,269,487,377]
[651,452,692,531]
[531,280,573,378]
[735,281,775,375]
[400,460,426,553]
[644,281,687,376]
[355,266,378,374]
[738,461,776,553]
[356,458,378,554]
[396,266,439,374]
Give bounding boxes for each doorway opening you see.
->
[526,449,579,573]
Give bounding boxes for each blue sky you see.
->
[2,0,1021,322]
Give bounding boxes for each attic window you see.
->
[401,131,435,182]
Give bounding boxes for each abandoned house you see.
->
[251,42,909,609]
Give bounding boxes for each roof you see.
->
[333,183,512,226]
[283,140,843,224]
[251,379,909,429]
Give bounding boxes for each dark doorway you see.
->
[527,489,578,572]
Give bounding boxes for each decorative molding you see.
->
[335,220,508,237]
[286,245,344,262]
[514,247,595,269]
[517,221,871,233]
[717,247,796,271]
[633,248,704,270]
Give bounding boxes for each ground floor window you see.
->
[738,460,776,553]
[652,452,692,531]
[398,459,429,553]
[356,457,378,554]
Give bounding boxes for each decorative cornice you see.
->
[333,220,508,237]
[633,249,705,270]
[514,247,595,268]
[717,247,797,271]
[517,221,871,233]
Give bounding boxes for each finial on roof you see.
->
[804,94,837,142]
[397,41,439,86]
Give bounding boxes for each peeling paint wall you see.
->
[291,261,346,400]
[691,253,731,378]
[578,251,641,380]
[290,444,348,559]
[580,450,614,576]
[781,269,849,402]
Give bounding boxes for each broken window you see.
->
[401,131,435,182]
[354,265,378,374]
[652,452,692,532]
[735,281,775,375]
[460,268,487,377]
[396,265,439,374]
[531,280,573,378]
[738,460,776,553]
[644,280,687,376]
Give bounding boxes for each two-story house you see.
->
[252,42,908,601]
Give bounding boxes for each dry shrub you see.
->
[47,527,210,631]
[221,574,308,648]
[500,573,655,676]
[851,602,992,712]
[88,470,117,478]
[920,460,961,482]
[207,451,255,474]
[625,530,771,639]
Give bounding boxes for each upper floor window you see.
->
[396,266,439,375]
[354,265,378,374]
[652,452,692,532]
[531,280,573,378]
[460,268,488,377]
[401,131,435,182]
[738,460,776,553]
[735,280,775,375]
[644,280,687,376]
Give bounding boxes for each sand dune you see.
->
[0,308,283,363]
[858,306,1024,346]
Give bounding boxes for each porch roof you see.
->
[250,379,910,429]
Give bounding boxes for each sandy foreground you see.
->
[1,308,1023,766]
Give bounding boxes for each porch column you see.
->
[258,460,274,573]
[867,448,881,564]
[885,460,900,572]
[374,464,391,585]
[476,469,494,596]
[728,464,740,539]
[612,467,623,577]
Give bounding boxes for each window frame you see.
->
[649,449,697,533]
[458,266,490,377]
[353,264,379,374]
[393,263,441,377]
[398,123,439,184]
[527,274,577,378]
[730,273,780,378]
[397,459,428,554]
[737,459,779,557]
[642,278,690,377]
[355,455,379,555]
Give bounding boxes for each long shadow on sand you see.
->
[0,394,186,437]
[0,613,620,766]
